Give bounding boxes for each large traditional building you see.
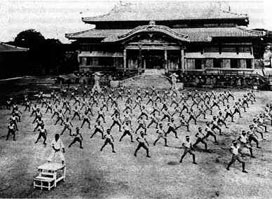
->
[66,1,263,73]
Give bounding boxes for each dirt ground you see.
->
[0,88,272,199]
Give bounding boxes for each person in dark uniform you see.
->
[81,111,91,129]
[96,107,106,123]
[61,117,73,135]
[179,136,197,164]
[238,130,255,158]
[68,127,83,149]
[90,120,104,139]
[204,122,218,144]
[224,104,234,122]
[35,123,47,145]
[226,141,248,173]
[153,123,168,147]
[165,119,179,138]
[119,121,134,143]
[177,115,190,132]
[6,121,17,141]
[193,127,208,151]
[110,113,122,132]
[33,118,44,132]
[134,131,151,158]
[100,129,116,153]
[71,106,81,121]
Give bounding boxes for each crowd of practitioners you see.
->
[4,84,272,173]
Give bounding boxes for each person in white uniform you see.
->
[47,133,65,165]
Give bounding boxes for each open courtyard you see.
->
[0,84,272,199]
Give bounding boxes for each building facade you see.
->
[66,2,263,73]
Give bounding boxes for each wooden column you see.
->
[251,46,255,69]
[164,49,168,70]
[123,49,127,71]
[181,48,185,72]
[138,47,142,69]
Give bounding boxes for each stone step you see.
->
[121,73,171,89]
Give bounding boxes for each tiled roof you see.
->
[0,43,28,52]
[82,1,247,22]
[66,27,263,42]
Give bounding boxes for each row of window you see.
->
[192,59,252,69]
[80,57,253,69]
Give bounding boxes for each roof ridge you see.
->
[82,2,132,22]
[65,28,96,37]
[221,9,247,17]
[236,26,264,36]
[0,42,29,50]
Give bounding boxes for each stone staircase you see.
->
[120,70,171,89]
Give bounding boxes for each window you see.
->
[246,59,252,69]
[195,59,202,69]
[222,47,237,52]
[231,59,240,68]
[89,58,98,66]
[214,59,222,68]
[239,47,251,53]
[98,57,113,67]
[205,47,219,53]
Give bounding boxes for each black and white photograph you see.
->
[1,0,272,198]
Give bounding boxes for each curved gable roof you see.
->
[113,24,189,43]
[82,1,248,23]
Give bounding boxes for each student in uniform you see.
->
[226,141,247,173]
[33,108,42,124]
[187,108,197,125]
[147,112,160,129]
[71,106,81,121]
[81,111,91,129]
[61,117,73,135]
[96,107,106,123]
[68,127,83,149]
[55,109,65,125]
[35,123,47,145]
[119,121,134,143]
[217,111,228,128]
[47,134,66,165]
[45,101,53,114]
[211,116,222,135]
[138,106,149,120]
[153,123,168,147]
[123,110,132,126]
[204,122,218,144]
[9,113,18,131]
[161,107,171,122]
[165,119,179,138]
[135,116,147,134]
[224,105,234,122]
[193,127,208,151]
[90,120,104,139]
[232,102,242,119]
[247,125,261,148]
[134,131,151,158]
[179,136,197,164]
[100,129,116,153]
[177,115,190,132]
[33,118,44,132]
[197,104,207,120]
[110,113,122,132]
[6,122,17,141]
[24,100,31,112]
[238,130,255,158]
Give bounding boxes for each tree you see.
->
[14,29,45,48]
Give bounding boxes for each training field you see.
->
[0,88,272,199]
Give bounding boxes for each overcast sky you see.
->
[1,0,271,43]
